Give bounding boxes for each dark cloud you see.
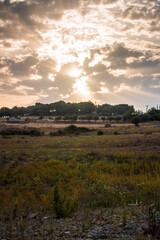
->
[149,20,160,32]
[54,0,80,10]
[21,78,53,94]
[3,41,12,48]
[9,56,38,77]
[108,43,143,59]
[92,0,119,4]
[0,0,80,24]
[84,60,107,75]
[53,63,79,94]
[84,43,144,72]
[121,5,160,20]
[102,43,143,69]
[129,59,160,69]
[0,1,53,42]
[37,58,57,78]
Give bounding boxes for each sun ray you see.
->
[73,76,90,96]
[69,67,82,78]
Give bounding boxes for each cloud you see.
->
[9,56,38,77]
[53,63,79,95]
[122,5,160,21]
[107,43,143,69]
[37,58,57,78]
[92,0,119,4]
[0,0,159,109]
[14,85,34,95]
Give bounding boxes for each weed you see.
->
[122,208,127,227]
[148,203,160,237]
[113,215,118,232]
[0,123,160,220]
[137,231,144,240]
[50,183,77,218]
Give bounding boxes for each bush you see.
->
[50,130,64,136]
[114,131,119,135]
[65,125,78,132]
[105,123,111,128]
[0,128,42,136]
[64,125,91,134]
[97,130,104,135]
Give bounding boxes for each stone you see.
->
[141,223,148,231]
[28,213,38,219]
[136,227,143,234]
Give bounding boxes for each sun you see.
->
[73,76,90,96]
[69,67,82,78]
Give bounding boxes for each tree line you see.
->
[0,101,133,117]
[0,101,159,123]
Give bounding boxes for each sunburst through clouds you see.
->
[0,0,160,109]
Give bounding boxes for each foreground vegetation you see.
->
[0,123,160,222]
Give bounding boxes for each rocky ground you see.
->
[0,205,160,240]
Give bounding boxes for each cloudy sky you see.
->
[0,0,160,110]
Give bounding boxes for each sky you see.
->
[0,0,160,110]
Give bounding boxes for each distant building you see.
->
[0,117,9,122]
[8,118,26,123]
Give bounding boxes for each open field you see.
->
[0,122,160,239]
[1,121,130,130]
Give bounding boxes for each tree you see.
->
[93,115,99,121]
[97,104,134,116]
[123,108,135,121]
[70,114,78,121]
[108,116,114,122]
[55,116,62,121]
[78,115,88,121]
[86,114,92,122]
[101,116,106,122]
[115,116,122,122]
[78,101,95,115]
[148,108,160,121]
[131,116,141,127]
[0,107,11,117]
[63,114,71,121]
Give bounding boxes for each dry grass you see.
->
[0,122,160,219]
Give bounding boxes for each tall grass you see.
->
[0,123,160,218]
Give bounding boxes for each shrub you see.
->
[148,203,160,237]
[97,130,104,135]
[57,130,64,136]
[0,128,42,136]
[105,123,111,128]
[65,125,78,132]
[63,125,91,135]
[50,131,57,136]
[114,131,119,135]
